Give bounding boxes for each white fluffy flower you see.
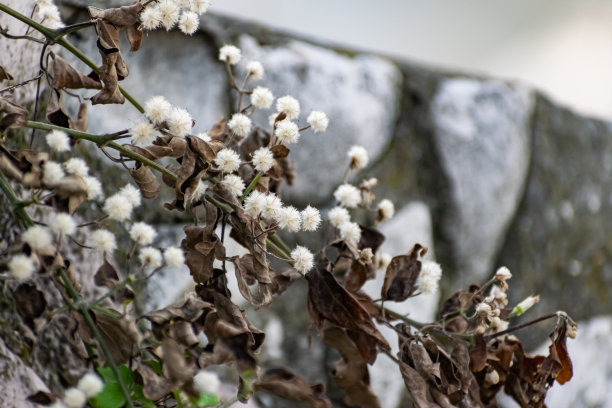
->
[334,184,361,208]
[275,206,301,232]
[377,199,395,222]
[159,0,180,30]
[417,261,442,294]
[262,193,282,219]
[252,147,274,173]
[377,252,392,271]
[144,96,172,125]
[291,246,314,274]
[90,229,116,253]
[190,0,211,15]
[251,86,273,109]
[218,45,241,65]
[167,107,193,137]
[130,121,157,145]
[495,266,512,281]
[8,255,35,281]
[243,191,267,217]
[22,225,52,250]
[179,10,199,35]
[339,221,361,244]
[348,145,369,170]
[196,132,211,142]
[328,206,350,227]
[276,95,300,120]
[193,370,220,394]
[103,194,133,222]
[164,246,185,268]
[221,174,245,196]
[46,129,70,152]
[83,176,103,200]
[43,161,65,186]
[63,158,89,178]
[140,5,161,30]
[192,180,207,201]
[214,148,241,173]
[246,61,264,80]
[63,387,86,408]
[129,222,157,245]
[77,373,103,398]
[50,213,77,236]
[120,184,142,208]
[139,246,163,268]
[307,111,328,133]
[274,120,299,144]
[38,4,64,28]
[301,206,321,231]
[228,113,252,138]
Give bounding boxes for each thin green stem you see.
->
[240,171,262,202]
[92,276,134,307]
[0,169,34,228]
[268,234,291,257]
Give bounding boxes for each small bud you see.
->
[485,370,500,385]
[509,295,540,317]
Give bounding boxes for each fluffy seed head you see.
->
[38,4,64,29]
[377,199,395,222]
[77,373,103,398]
[251,86,274,109]
[83,176,103,200]
[339,221,361,244]
[139,246,163,268]
[120,184,142,208]
[275,206,301,232]
[63,387,86,408]
[129,222,157,245]
[43,161,65,186]
[274,120,299,144]
[494,266,512,290]
[228,113,252,137]
[50,213,77,236]
[63,158,89,177]
[190,0,211,15]
[22,225,52,250]
[193,370,220,394]
[103,194,134,222]
[159,0,180,30]
[301,206,321,231]
[131,121,157,145]
[328,206,350,227]
[196,132,211,142]
[417,261,442,294]
[167,107,193,137]
[246,61,264,80]
[276,95,300,120]
[91,229,116,253]
[144,96,172,125]
[243,191,267,217]
[252,147,275,173]
[291,245,314,274]
[46,129,70,152]
[178,10,199,35]
[219,45,241,65]
[140,5,161,30]
[307,111,328,133]
[348,145,369,170]
[262,193,282,219]
[334,184,361,208]
[377,252,392,271]
[221,174,245,196]
[191,180,207,202]
[214,148,241,173]
[164,246,185,268]
[360,247,374,264]
[8,255,35,281]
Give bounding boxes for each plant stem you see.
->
[0,169,34,228]
[485,312,558,341]
[240,171,262,202]
[380,307,426,329]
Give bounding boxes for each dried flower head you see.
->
[103,194,133,222]
[276,206,301,232]
[274,119,300,144]
[191,0,211,15]
[377,252,392,271]
[291,245,314,274]
[221,174,245,196]
[77,373,103,398]
[22,225,52,250]
[130,121,157,145]
[50,213,77,236]
[164,246,185,268]
[214,148,241,173]
[178,10,199,35]
[307,111,328,133]
[252,147,275,173]
[8,254,35,282]
[129,222,157,245]
[246,60,264,80]
[301,206,321,231]
[244,190,267,217]
[46,129,70,152]
[139,246,163,268]
[262,193,283,219]
[276,95,300,120]
[219,45,241,65]
[251,86,274,109]
[63,387,86,408]
[377,199,395,222]
[43,161,65,186]
[144,95,172,125]
[120,184,142,207]
[362,177,378,189]
[193,370,220,394]
[91,229,116,253]
[348,145,369,170]
[83,176,103,200]
[191,180,208,202]
[328,206,350,227]
[494,266,512,290]
[167,107,193,137]
[196,132,211,141]
[159,0,180,30]
[140,5,161,30]
[417,260,442,294]
[228,113,252,138]
[360,247,374,264]
[339,221,361,244]
[63,158,89,177]
[334,183,361,208]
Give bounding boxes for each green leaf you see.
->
[96,366,115,383]
[90,383,125,408]
[132,385,156,408]
[117,364,134,386]
[144,359,163,376]
[96,365,134,386]
[192,391,220,407]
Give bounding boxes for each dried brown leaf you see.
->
[51,53,102,90]
[129,163,161,199]
[138,363,176,401]
[0,66,13,81]
[53,174,88,213]
[92,310,141,364]
[0,97,27,131]
[13,283,46,328]
[231,254,273,308]
[254,368,332,408]
[69,103,88,132]
[381,243,427,302]
[270,144,290,159]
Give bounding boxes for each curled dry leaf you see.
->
[52,174,89,213]
[254,367,332,408]
[94,258,134,303]
[0,97,27,132]
[231,254,273,309]
[70,103,88,132]
[129,163,161,199]
[13,283,47,329]
[51,53,101,90]
[46,88,71,128]
[381,243,427,302]
[0,65,13,81]
[0,146,48,188]
[343,225,385,293]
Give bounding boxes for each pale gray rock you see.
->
[431,78,533,280]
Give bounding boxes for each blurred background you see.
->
[214,0,612,120]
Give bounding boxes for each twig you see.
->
[485,312,558,341]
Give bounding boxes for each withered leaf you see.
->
[46,88,71,128]
[552,334,572,385]
[343,226,385,292]
[254,368,332,408]
[307,266,390,364]
[26,391,54,405]
[162,336,195,382]
[129,162,161,199]
[381,243,427,302]
[90,19,125,105]
[207,116,230,142]
[52,174,88,213]
[13,283,47,328]
[51,53,102,90]
[69,103,88,132]
[138,363,176,401]
[469,334,487,373]
[399,362,440,408]
[270,144,289,159]
[181,218,225,284]
[231,254,273,309]
[0,97,27,131]
[94,257,119,288]
[0,65,13,81]
[91,309,141,364]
